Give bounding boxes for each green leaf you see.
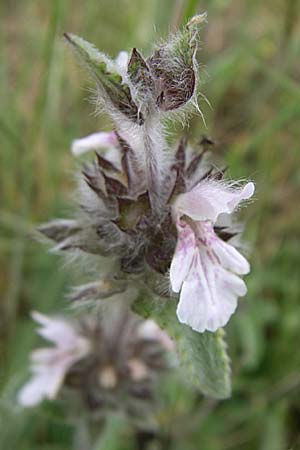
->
[64,33,143,124]
[133,291,231,399]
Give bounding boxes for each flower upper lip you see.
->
[173,180,255,223]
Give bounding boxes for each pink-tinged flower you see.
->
[18,312,91,407]
[71,131,117,156]
[170,180,255,333]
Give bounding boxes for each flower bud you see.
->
[147,14,206,111]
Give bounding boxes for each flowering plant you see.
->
[21,14,255,408]
[19,310,172,424]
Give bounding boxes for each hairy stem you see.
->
[141,116,167,212]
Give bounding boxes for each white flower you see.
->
[71,130,117,156]
[170,180,255,333]
[18,312,91,407]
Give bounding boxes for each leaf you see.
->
[133,291,231,399]
[64,33,143,124]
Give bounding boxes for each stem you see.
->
[143,125,159,210]
[142,116,167,213]
[282,0,299,49]
[73,417,93,450]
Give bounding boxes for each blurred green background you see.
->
[1,0,300,449]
